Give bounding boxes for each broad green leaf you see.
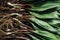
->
[45,19,60,28]
[31,1,60,11]
[48,20,60,25]
[30,11,59,18]
[30,18,57,32]
[30,23,60,40]
[31,2,57,11]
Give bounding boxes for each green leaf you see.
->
[30,18,57,32]
[48,20,60,25]
[30,11,59,18]
[30,22,60,40]
[31,2,57,11]
[28,34,41,40]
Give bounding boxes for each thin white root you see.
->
[13,18,34,31]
